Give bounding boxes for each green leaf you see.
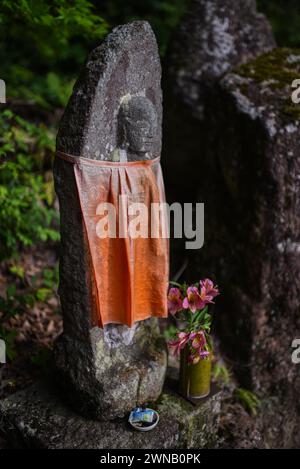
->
[235,388,261,416]
[212,363,230,384]
[164,324,178,340]
[36,288,52,302]
[9,264,25,279]
[6,284,16,299]
[22,294,36,308]
[169,281,182,288]
[192,306,208,324]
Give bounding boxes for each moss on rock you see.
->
[236,48,300,89]
[226,48,300,122]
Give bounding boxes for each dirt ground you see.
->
[0,244,62,448]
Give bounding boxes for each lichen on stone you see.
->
[235,48,300,90]
[227,48,300,122]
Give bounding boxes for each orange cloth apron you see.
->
[56,151,169,327]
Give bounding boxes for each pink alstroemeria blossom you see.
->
[188,353,197,364]
[189,349,210,364]
[168,331,189,356]
[167,287,183,315]
[182,286,205,313]
[190,331,206,350]
[199,278,219,305]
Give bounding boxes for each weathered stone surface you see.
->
[53,320,167,420]
[163,1,300,447]
[0,382,221,449]
[57,21,162,159]
[53,21,167,421]
[163,0,275,209]
[195,48,300,447]
[166,0,275,120]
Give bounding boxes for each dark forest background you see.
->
[1,1,299,113]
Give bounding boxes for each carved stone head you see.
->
[118,96,158,160]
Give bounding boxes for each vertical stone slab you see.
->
[53,21,167,421]
[163,0,275,204]
[164,0,300,446]
[204,49,300,447]
[167,0,275,118]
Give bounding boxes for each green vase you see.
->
[179,347,211,398]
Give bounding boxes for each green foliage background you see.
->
[1,0,299,111]
[258,0,300,48]
[0,0,188,110]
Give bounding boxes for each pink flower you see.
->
[190,331,206,350]
[189,349,210,364]
[199,278,219,305]
[182,286,206,313]
[188,330,210,364]
[188,353,198,364]
[167,287,183,315]
[168,331,189,356]
[198,349,210,359]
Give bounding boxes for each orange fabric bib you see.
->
[57,151,169,327]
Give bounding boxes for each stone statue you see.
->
[113,95,158,162]
[53,21,167,420]
[103,94,160,347]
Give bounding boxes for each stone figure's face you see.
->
[119,96,157,157]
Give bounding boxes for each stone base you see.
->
[53,321,168,421]
[0,381,221,449]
